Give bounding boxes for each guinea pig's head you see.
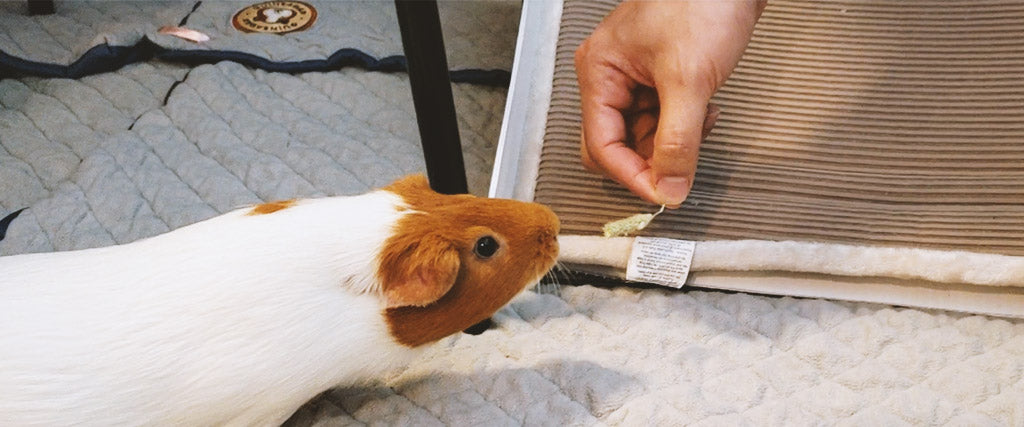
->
[377,175,559,347]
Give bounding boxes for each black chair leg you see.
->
[394,1,491,335]
[394,0,468,195]
[27,0,55,15]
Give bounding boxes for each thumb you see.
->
[651,81,714,207]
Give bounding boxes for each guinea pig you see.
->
[0,174,559,426]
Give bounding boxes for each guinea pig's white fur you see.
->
[0,190,422,426]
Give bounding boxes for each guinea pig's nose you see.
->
[535,228,555,244]
[535,219,559,245]
[534,203,560,235]
[534,223,559,258]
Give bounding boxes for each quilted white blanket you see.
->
[288,286,1024,425]
[1,2,1023,425]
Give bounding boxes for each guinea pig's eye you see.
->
[474,236,500,259]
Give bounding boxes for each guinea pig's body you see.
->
[0,175,559,426]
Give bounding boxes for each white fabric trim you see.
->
[559,235,1024,288]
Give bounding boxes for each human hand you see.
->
[575,0,765,206]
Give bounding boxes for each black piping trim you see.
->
[0,37,511,86]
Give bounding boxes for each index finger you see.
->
[577,64,661,204]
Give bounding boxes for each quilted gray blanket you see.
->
[2,1,1023,425]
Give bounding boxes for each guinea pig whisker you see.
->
[535,263,570,297]
[556,261,577,280]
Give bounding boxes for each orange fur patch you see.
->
[247,199,296,215]
[378,175,560,347]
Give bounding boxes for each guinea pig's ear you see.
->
[379,233,461,308]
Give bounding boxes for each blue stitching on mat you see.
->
[0,37,512,86]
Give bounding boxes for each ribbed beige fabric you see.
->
[535,0,1024,256]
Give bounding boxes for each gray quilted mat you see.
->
[286,287,1024,426]
[0,0,517,71]
[0,59,507,254]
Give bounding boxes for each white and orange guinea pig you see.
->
[0,175,559,426]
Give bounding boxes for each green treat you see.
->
[601,205,667,238]
[603,214,654,237]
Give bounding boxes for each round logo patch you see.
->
[232,1,317,35]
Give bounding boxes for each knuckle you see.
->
[574,40,592,65]
[579,141,598,172]
[656,136,699,159]
[581,155,599,173]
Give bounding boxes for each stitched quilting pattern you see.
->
[0,60,508,254]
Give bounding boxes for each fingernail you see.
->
[656,177,689,206]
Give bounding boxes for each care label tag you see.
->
[626,237,696,289]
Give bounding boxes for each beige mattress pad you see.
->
[537,0,1024,317]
